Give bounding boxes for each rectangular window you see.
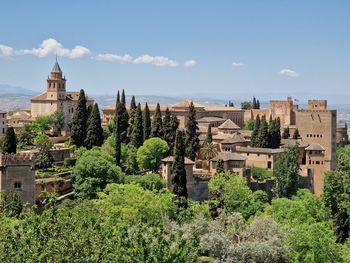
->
[267,161,272,169]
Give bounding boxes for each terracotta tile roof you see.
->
[235,146,285,154]
[221,134,247,144]
[162,156,195,164]
[305,143,325,151]
[218,119,240,130]
[197,117,226,123]
[281,139,309,148]
[211,152,246,161]
[31,92,93,101]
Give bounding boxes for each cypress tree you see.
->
[143,103,151,141]
[293,128,300,139]
[205,124,213,145]
[282,127,290,139]
[127,95,137,140]
[185,101,200,161]
[256,99,260,109]
[252,97,257,109]
[216,159,224,173]
[268,118,281,149]
[172,129,187,200]
[115,116,121,166]
[85,103,104,149]
[116,90,120,104]
[162,108,174,152]
[256,115,269,148]
[114,90,129,143]
[251,115,260,147]
[2,127,17,154]
[130,103,143,148]
[71,89,88,147]
[151,103,163,138]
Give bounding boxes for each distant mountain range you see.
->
[0,84,38,96]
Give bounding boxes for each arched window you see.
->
[14,181,21,189]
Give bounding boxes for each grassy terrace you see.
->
[35,166,73,179]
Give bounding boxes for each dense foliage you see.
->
[185,101,200,161]
[137,138,169,172]
[71,89,88,147]
[2,127,17,154]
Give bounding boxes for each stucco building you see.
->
[0,111,7,136]
[0,153,35,205]
[30,61,93,132]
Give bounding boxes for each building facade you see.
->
[0,153,35,205]
[0,111,7,136]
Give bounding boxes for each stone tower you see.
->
[46,58,66,101]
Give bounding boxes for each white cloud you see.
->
[279,68,299,78]
[232,62,244,67]
[95,53,133,63]
[15,38,91,58]
[133,54,179,67]
[0,44,14,57]
[184,60,196,67]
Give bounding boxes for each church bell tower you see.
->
[47,58,66,101]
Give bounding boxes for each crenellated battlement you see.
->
[0,153,35,167]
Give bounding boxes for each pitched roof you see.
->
[172,99,204,109]
[52,61,62,73]
[211,152,246,161]
[31,92,93,102]
[218,119,240,130]
[162,156,195,164]
[235,146,285,154]
[281,139,309,148]
[197,116,226,123]
[221,134,247,144]
[305,143,325,151]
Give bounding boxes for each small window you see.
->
[257,154,260,157]
[268,154,271,158]
[267,161,272,169]
[316,161,320,164]
[309,160,311,165]
[14,181,21,189]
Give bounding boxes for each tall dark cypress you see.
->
[252,97,257,109]
[256,115,269,148]
[85,103,104,149]
[172,130,187,199]
[293,128,300,139]
[282,127,290,139]
[143,103,151,141]
[130,103,143,148]
[114,90,129,143]
[127,95,137,140]
[151,103,163,138]
[251,115,260,147]
[2,127,17,154]
[71,89,88,147]
[268,118,281,149]
[163,109,179,154]
[185,101,200,161]
[256,99,260,109]
[115,116,121,166]
[205,124,213,145]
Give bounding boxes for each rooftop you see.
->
[218,119,240,130]
[235,146,285,154]
[305,143,325,151]
[221,134,247,144]
[211,152,246,161]
[162,156,195,165]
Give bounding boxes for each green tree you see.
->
[124,145,139,175]
[324,170,350,243]
[251,115,260,147]
[268,118,281,148]
[115,114,122,166]
[127,95,137,140]
[241,101,253,110]
[256,115,269,148]
[200,142,217,170]
[34,134,54,169]
[17,124,36,149]
[52,110,65,133]
[125,173,166,191]
[71,89,88,147]
[185,101,200,161]
[244,119,255,130]
[208,172,267,220]
[85,103,104,149]
[130,103,143,148]
[256,99,260,109]
[2,127,16,154]
[0,190,22,217]
[151,103,163,138]
[216,159,224,173]
[274,144,300,198]
[252,96,257,109]
[31,115,54,133]
[73,147,124,199]
[204,124,213,145]
[137,137,169,172]
[293,128,300,139]
[172,130,188,200]
[282,126,290,139]
[162,108,179,154]
[114,90,129,143]
[143,103,151,141]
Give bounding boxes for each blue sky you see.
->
[0,1,349,101]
